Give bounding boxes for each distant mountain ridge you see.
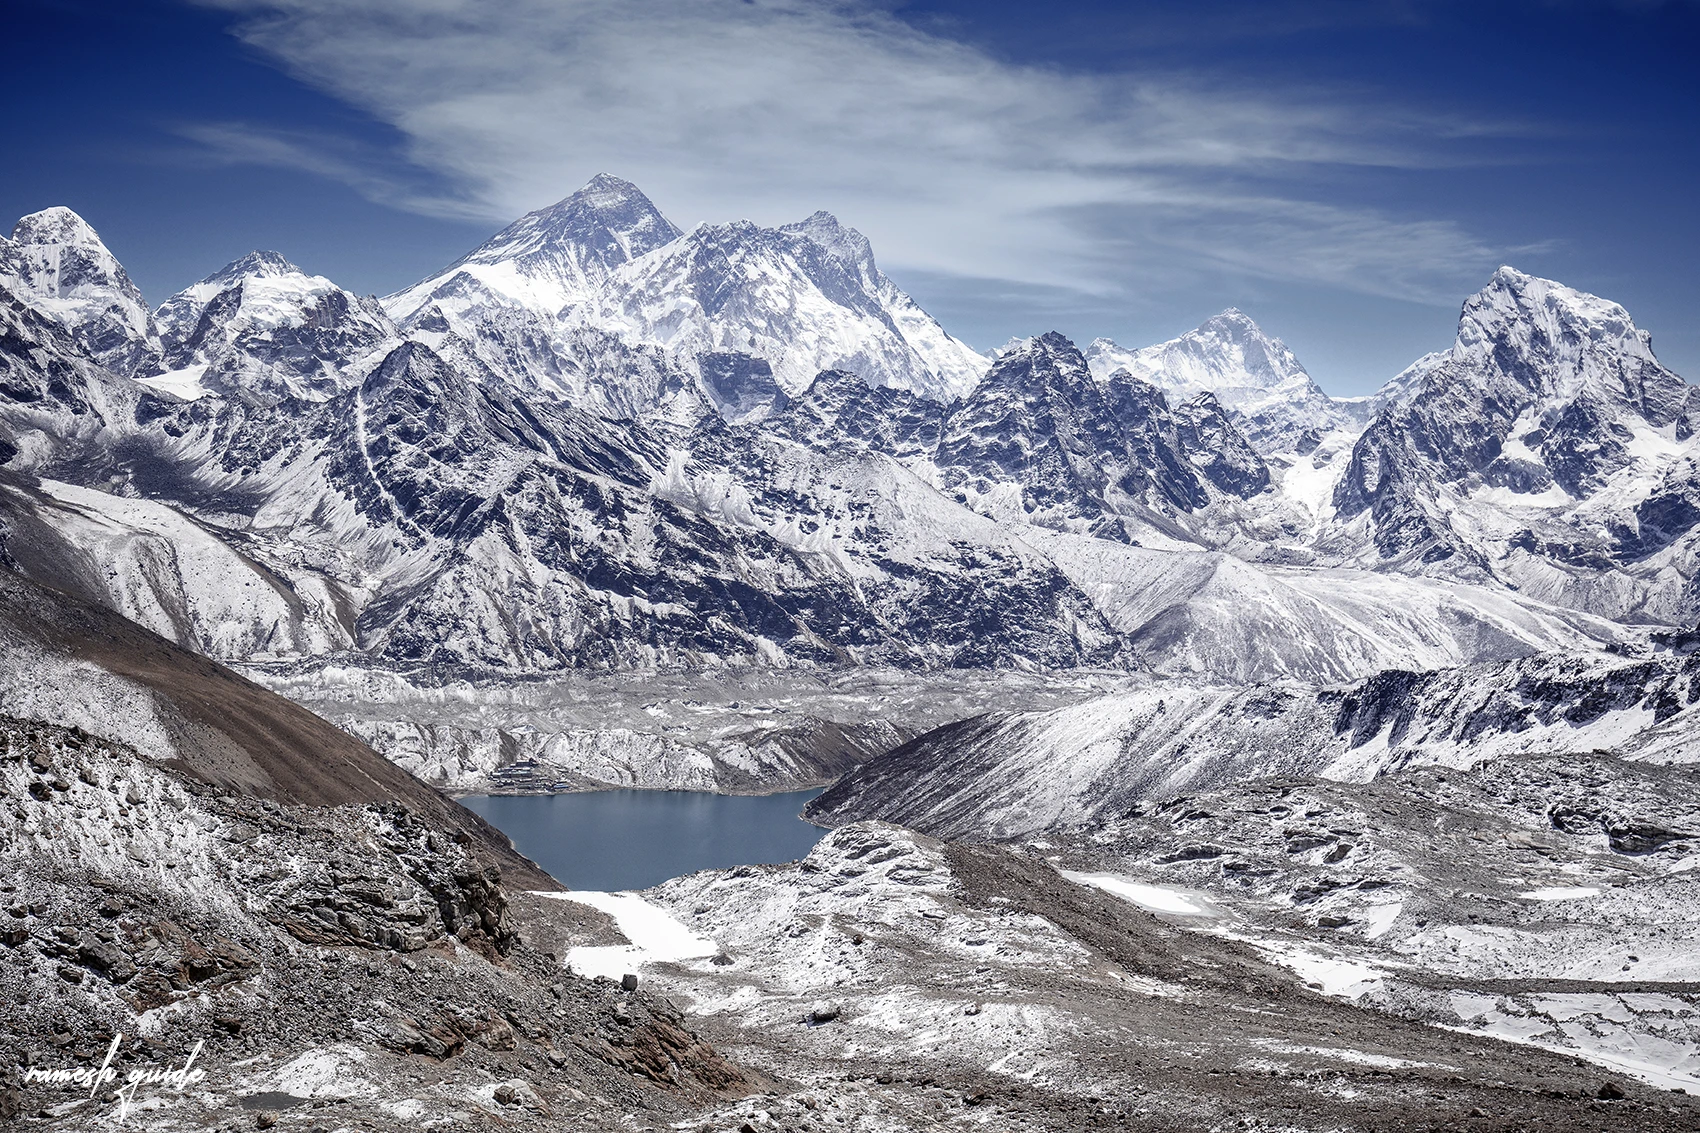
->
[384,175,989,414]
[1087,309,1350,454]
[0,184,1693,703]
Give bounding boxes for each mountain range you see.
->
[8,171,1700,1127]
[0,173,1695,786]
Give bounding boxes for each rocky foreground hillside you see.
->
[9,709,1698,1131]
[0,715,763,1130]
[0,569,768,1127]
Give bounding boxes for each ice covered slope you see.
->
[1023,527,1621,684]
[597,208,987,400]
[807,647,1700,840]
[0,269,149,473]
[385,175,987,413]
[1327,266,1700,625]
[0,475,354,660]
[0,206,161,377]
[1087,310,1349,453]
[150,250,400,402]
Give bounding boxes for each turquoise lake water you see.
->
[460,787,828,891]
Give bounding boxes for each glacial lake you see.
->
[460,787,828,892]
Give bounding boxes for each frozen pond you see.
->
[460,787,828,891]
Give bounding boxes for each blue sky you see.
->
[5,0,1696,394]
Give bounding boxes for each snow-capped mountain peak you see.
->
[1331,265,1696,614]
[1451,265,1677,421]
[154,249,325,337]
[454,173,682,275]
[385,174,683,327]
[2,206,161,376]
[147,249,399,403]
[202,249,304,284]
[1089,308,1311,399]
[1088,309,1345,453]
[778,210,880,290]
[382,178,988,411]
[11,206,107,249]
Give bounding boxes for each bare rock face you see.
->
[253,801,518,957]
[0,716,760,1129]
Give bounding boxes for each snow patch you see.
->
[1520,886,1602,901]
[540,890,719,980]
[1062,871,1221,917]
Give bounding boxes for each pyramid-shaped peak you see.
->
[781,210,876,277]
[575,173,650,205]
[532,174,671,229]
[208,250,306,283]
[986,331,1085,373]
[462,174,682,270]
[1195,308,1272,338]
[12,206,107,249]
[1033,330,1079,352]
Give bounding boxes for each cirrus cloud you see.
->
[187,0,1528,306]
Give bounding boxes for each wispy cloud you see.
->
[173,121,488,219]
[188,0,1530,306]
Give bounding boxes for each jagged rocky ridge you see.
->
[1,208,161,378]
[385,175,988,409]
[1087,309,1352,454]
[0,217,1630,690]
[0,187,1698,795]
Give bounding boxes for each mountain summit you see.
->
[1087,309,1345,453]
[383,175,988,412]
[146,249,399,403]
[1331,265,1697,622]
[2,206,161,376]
